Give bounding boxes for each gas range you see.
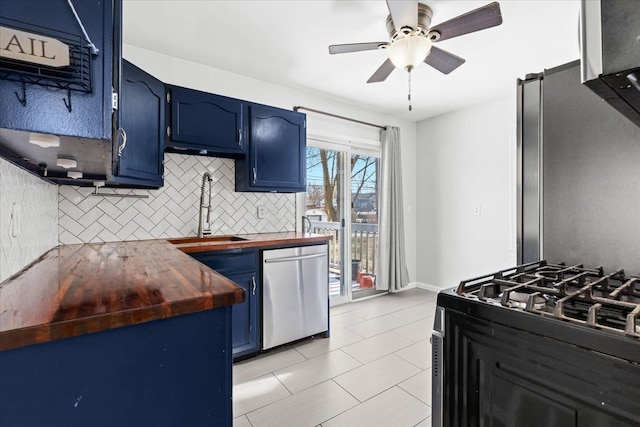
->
[432,261,640,427]
[454,260,640,338]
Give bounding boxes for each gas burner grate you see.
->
[457,260,640,338]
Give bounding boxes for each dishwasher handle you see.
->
[264,253,327,263]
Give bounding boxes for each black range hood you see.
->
[580,0,640,128]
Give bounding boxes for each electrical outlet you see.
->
[473,204,482,216]
[257,205,266,219]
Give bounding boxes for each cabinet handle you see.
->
[238,128,242,146]
[117,128,127,157]
[251,277,256,295]
[252,167,257,183]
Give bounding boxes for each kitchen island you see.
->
[0,233,329,427]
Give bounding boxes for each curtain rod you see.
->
[293,106,386,130]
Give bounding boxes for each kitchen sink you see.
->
[168,235,248,244]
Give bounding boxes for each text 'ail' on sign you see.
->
[0,26,70,68]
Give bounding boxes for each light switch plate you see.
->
[257,205,266,219]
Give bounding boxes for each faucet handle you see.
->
[302,216,312,233]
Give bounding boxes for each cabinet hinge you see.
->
[166,126,171,138]
[112,92,118,110]
[166,92,171,103]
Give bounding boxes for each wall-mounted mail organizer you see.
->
[0,17,93,112]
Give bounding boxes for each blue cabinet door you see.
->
[0,0,117,140]
[227,271,260,358]
[190,249,260,359]
[0,309,233,427]
[236,104,306,192]
[112,60,164,187]
[167,86,245,156]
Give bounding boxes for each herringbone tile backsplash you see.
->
[58,153,296,244]
[0,158,58,281]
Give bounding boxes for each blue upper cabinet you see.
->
[0,0,166,188]
[112,60,164,187]
[236,104,306,192]
[0,0,117,140]
[166,86,246,157]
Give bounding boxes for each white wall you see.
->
[0,159,58,282]
[123,44,418,284]
[415,97,517,289]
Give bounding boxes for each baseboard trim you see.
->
[415,282,444,293]
[380,282,417,294]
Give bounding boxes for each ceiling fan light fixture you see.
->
[387,35,432,70]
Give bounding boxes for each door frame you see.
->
[297,132,381,306]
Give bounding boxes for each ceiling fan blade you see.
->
[386,0,418,31]
[424,46,466,74]
[329,42,389,55]
[367,58,395,83]
[429,2,503,42]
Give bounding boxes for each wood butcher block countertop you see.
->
[169,232,332,253]
[0,232,330,352]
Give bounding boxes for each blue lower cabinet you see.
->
[190,249,261,359]
[0,308,233,427]
[228,272,260,358]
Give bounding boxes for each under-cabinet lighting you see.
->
[67,171,83,179]
[56,157,77,169]
[28,133,60,148]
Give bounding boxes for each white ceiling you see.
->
[123,0,581,122]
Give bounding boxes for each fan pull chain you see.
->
[408,69,412,111]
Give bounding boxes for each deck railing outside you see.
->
[309,221,379,277]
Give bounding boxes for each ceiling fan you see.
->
[329,0,503,108]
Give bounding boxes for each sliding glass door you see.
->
[305,147,347,304]
[304,144,381,304]
[349,153,380,299]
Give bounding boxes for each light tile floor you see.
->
[233,288,437,427]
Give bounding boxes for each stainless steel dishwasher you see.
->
[262,244,328,350]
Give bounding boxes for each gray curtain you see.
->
[377,126,410,292]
